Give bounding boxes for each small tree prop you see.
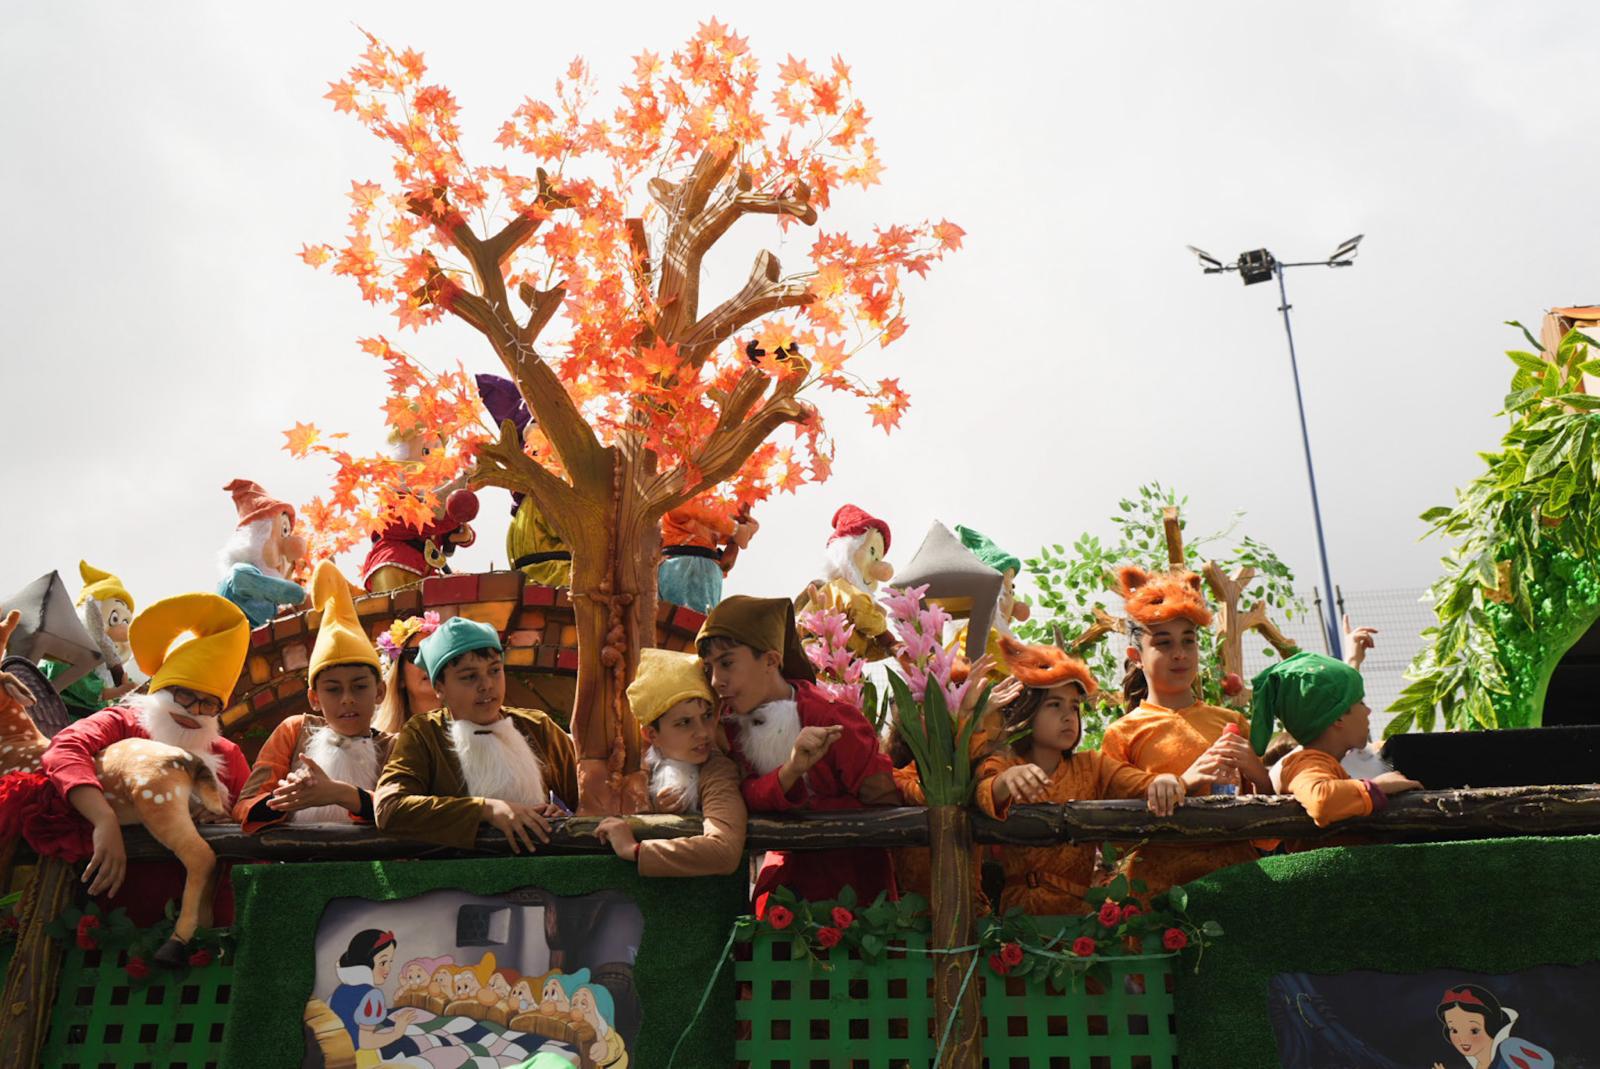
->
[292,25,960,810]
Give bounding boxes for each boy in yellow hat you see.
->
[38,560,141,718]
[594,649,748,877]
[374,617,578,850]
[233,561,395,832]
[42,593,252,900]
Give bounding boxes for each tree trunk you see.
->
[0,856,73,1068]
[927,805,981,1069]
[568,448,662,814]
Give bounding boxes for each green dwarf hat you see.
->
[417,616,503,683]
[1249,650,1365,755]
[955,525,1021,578]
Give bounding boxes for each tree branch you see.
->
[467,419,585,535]
[677,250,814,366]
[653,373,809,512]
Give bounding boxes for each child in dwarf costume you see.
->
[42,593,252,922]
[375,617,578,850]
[39,560,140,718]
[234,561,395,832]
[1250,651,1422,838]
[594,649,748,877]
[1098,566,1270,897]
[699,595,899,913]
[796,505,896,660]
[658,500,759,615]
[217,479,308,628]
[975,636,1195,916]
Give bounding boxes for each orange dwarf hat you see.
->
[1115,565,1213,628]
[998,634,1099,694]
[224,479,296,529]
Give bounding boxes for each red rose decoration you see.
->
[124,956,150,979]
[188,948,213,967]
[1072,937,1097,958]
[766,906,794,931]
[1098,900,1122,927]
[0,773,94,862]
[988,952,1010,976]
[1000,942,1024,968]
[1163,927,1189,952]
[1120,904,1142,922]
[816,926,843,949]
[75,915,101,951]
[830,907,855,930]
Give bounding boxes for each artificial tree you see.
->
[292,26,960,810]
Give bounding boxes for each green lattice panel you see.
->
[40,948,233,1069]
[734,923,1176,1069]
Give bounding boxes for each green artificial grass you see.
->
[1175,835,1600,1068]
[222,856,744,1068]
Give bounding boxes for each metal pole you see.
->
[1275,263,1343,659]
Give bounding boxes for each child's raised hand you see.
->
[788,724,843,775]
[989,676,1024,711]
[1343,613,1378,670]
[995,763,1050,806]
[1371,771,1424,796]
[1146,773,1185,817]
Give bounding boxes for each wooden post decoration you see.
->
[1202,560,1298,693]
[1162,507,1185,569]
[927,805,981,1068]
[0,857,74,1068]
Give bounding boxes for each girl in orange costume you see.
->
[974,636,1195,916]
[1098,567,1270,897]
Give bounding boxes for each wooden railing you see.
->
[118,784,1600,861]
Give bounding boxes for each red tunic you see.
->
[360,513,477,587]
[41,705,251,927]
[726,681,897,913]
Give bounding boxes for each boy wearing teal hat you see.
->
[1250,651,1422,829]
[375,616,578,850]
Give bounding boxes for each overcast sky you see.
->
[4,2,1594,628]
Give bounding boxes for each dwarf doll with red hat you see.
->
[360,430,481,594]
[796,505,897,661]
[217,479,308,629]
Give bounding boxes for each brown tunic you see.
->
[374,707,580,848]
[637,751,747,878]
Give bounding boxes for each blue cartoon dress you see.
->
[1487,1036,1554,1069]
[329,978,425,1059]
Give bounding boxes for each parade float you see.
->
[3,23,1600,1069]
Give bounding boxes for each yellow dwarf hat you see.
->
[307,559,381,683]
[77,560,134,612]
[131,593,251,703]
[627,648,714,727]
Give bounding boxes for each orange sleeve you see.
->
[974,753,1017,819]
[233,715,303,832]
[893,764,926,805]
[1099,716,1136,765]
[1091,749,1159,801]
[1283,752,1374,828]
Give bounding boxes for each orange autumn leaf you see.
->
[284,421,321,457]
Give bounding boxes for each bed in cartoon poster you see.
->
[1269,964,1583,1069]
[302,886,640,1069]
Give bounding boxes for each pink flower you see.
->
[1072,937,1097,958]
[999,942,1024,967]
[1162,928,1189,952]
[1120,904,1142,923]
[1098,900,1123,928]
[830,907,855,930]
[766,906,794,931]
[816,926,842,949]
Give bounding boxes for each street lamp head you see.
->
[1328,233,1363,265]
[1185,244,1225,272]
[1237,248,1277,285]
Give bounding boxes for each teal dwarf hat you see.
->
[955,525,1021,578]
[416,616,503,683]
[1249,651,1365,754]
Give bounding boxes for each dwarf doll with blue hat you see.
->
[1250,651,1423,831]
[374,616,578,849]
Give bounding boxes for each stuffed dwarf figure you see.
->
[217,479,308,629]
[796,505,896,661]
[361,429,481,594]
[38,560,140,718]
[477,373,572,589]
[947,525,1032,683]
[657,500,759,615]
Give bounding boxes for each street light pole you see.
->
[1274,263,1342,659]
[1185,236,1363,661]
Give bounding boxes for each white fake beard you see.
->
[448,717,546,807]
[1340,742,1393,780]
[645,747,701,812]
[292,726,379,824]
[737,698,801,777]
[218,518,292,579]
[128,692,227,802]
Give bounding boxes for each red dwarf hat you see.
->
[829,504,891,552]
[224,479,296,529]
